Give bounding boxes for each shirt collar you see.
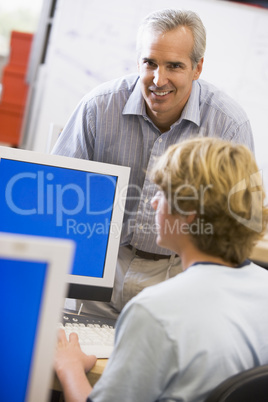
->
[189,259,251,269]
[179,80,200,127]
[123,77,146,116]
[123,77,201,127]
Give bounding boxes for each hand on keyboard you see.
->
[59,313,115,358]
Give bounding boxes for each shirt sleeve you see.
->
[231,119,255,154]
[51,96,96,160]
[88,301,178,402]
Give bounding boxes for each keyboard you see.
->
[59,312,116,358]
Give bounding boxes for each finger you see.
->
[57,328,68,342]
[69,332,79,343]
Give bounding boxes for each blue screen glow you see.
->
[0,258,47,402]
[0,158,118,278]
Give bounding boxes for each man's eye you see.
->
[144,60,156,68]
[169,63,182,69]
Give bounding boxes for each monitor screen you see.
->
[0,146,130,301]
[1,258,48,402]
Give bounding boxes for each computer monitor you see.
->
[0,231,75,402]
[0,146,130,301]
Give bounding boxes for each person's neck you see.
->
[176,243,236,271]
[146,109,182,133]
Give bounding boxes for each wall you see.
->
[24,0,268,190]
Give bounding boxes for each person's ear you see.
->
[137,57,141,74]
[193,57,204,80]
[185,213,196,224]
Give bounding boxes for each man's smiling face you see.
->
[137,26,203,132]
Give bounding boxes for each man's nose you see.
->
[153,67,168,88]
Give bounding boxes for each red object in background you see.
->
[0,31,33,146]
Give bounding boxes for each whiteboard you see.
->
[27,0,268,191]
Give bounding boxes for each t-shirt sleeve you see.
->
[88,301,178,402]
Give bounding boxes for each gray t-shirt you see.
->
[89,262,268,402]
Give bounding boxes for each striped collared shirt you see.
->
[52,74,254,255]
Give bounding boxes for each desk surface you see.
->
[52,358,108,391]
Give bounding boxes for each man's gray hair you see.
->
[136,9,206,68]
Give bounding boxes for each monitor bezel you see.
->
[0,231,74,402]
[0,146,130,301]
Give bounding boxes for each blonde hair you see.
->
[151,137,268,265]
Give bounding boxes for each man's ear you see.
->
[137,59,141,74]
[193,57,204,80]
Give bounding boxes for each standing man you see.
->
[52,9,254,318]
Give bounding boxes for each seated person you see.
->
[54,137,268,402]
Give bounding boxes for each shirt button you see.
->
[144,198,149,203]
[159,138,163,143]
[139,225,143,230]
